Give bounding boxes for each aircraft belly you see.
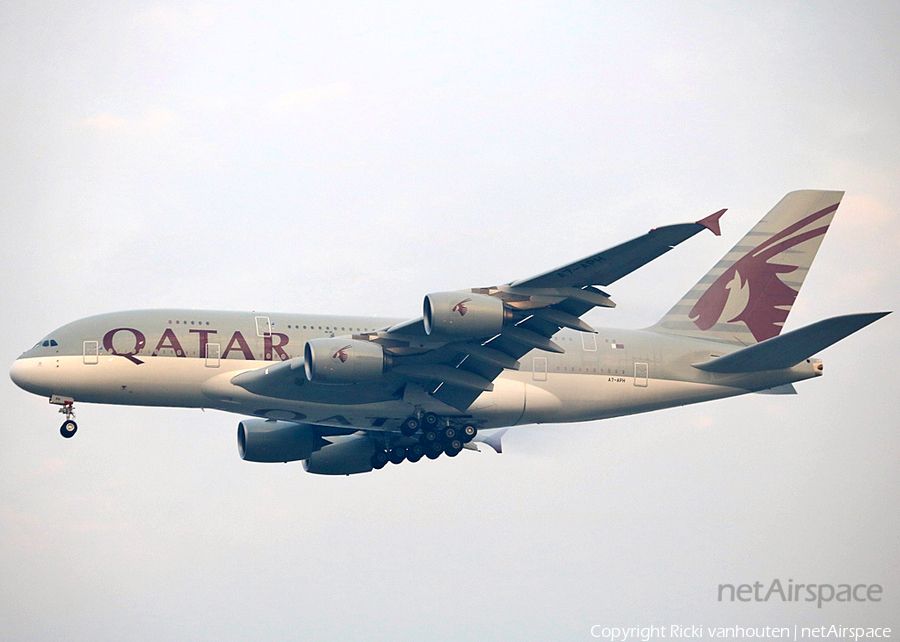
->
[516,371,746,424]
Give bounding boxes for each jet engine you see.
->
[304,338,388,384]
[423,292,509,336]
[237,419,323,463]
[303,434,377,475]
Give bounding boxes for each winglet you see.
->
[696,209,726,236]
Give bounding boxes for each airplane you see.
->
[9,190,890,475]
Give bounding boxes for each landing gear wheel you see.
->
[422,412,440,429]
[57,401,77,438]
[420,429,439,444]
[60,420,78,439]
[371,450,389,469]
[408,443,426,460]
[389,446,407,465]
[445,439,463,456]
[425,441,444,459]
[460,424,477,443]
[441,426,457,441]
[400,416,420,436]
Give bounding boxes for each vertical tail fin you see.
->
[650,190,844,345]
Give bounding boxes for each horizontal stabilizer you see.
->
[474,428,509,454]
[755,383,797,395]
[693,312,890,373]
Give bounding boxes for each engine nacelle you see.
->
[423,292,507,336]
[304,338,387,384]
[303,434,376,475]
[237,419,322,463]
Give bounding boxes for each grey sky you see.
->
[2,2,898,640]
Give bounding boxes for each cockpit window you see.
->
[35,339,58,348]
[50,340,58,346]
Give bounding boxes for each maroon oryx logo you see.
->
[452,298,472,316]
[332,345,352,363]
[689,204,836,342]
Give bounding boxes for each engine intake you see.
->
[423,292,508,336]
[237,419,322,463]
[304,338,388,384]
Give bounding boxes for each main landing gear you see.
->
[58,401,77,438]
[370,414,479,470]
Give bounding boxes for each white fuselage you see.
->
[10,309,821,432]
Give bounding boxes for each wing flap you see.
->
[461,343,520,370]
[393,364,495,392]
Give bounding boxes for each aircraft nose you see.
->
[9,358,54,397]
[9,358,27,389]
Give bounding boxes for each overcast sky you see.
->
[2,2,898,640]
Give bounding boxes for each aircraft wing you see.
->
[376,209,726,339]
[510,209,725,289]
[233,210,726,413]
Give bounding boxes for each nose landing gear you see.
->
[52,397,77,438]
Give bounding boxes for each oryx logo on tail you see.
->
[689,204,838,342]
